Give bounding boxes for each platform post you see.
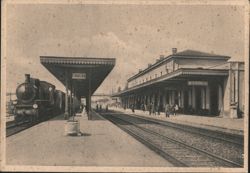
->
[69,81,73,117]
[65,70,69,120]
[87,69,92,120]
[192,86,196,110]
[205,85,210,113]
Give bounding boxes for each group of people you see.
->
[165,103,179,117]
[129,102,179,118]
[96,104,109,112]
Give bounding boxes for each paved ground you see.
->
[6,112,173,166]
[111,107,244,135]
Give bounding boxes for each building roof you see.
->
[128,49,230,82]
[173,49,229,58]
[40,56,115,65]
[40,56,115,97]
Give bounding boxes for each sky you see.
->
[4,2,247,94]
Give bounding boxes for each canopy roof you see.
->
[113,68,228,96]
[40,56,115,98]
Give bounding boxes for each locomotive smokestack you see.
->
[25,74,30,83]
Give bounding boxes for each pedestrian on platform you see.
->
[165,104,170,117]
[131,104,135,113]
[100,105,102,112]
[106,104,109,112]
[173,103,179,116]
[96,104,99,111]
[141,103,144,112]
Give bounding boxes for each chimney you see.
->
[172,48,177,54]
[159,55,164,60]
[25,74,31,83]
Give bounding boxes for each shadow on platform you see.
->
[99,112,156,125]
[49,114,67,121]
[67,132,92,137]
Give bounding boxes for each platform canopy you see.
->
[40,56,115,98]
[113,68,228,96]
[40,56,115,120]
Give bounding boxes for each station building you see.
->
[113,49,245,118]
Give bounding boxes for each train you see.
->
[13,74,80,123]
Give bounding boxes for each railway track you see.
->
[101,113,243,167]
[6,113,65,137]
[6,121,33,137]
[131,113,243,146]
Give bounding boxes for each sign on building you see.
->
[188,81,208,86]
[72,73,86,80]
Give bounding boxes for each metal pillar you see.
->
[218,84,224,116]
[188,89,192,107]
[64,70,69,119]
[192,86,196,109]
[168,91,172,105]
[205,85,210,111]
[69,82,73,117]
[171,91,175,105]
[201,88,206,109]
[72,87,75,117]
[235,64,239,103]
[87,69,92,120]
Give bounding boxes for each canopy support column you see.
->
[64,70,69,120]
[87,69,92,120]
[69,81,73,117]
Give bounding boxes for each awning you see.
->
[113,68,228,96]
[40,56,116,98]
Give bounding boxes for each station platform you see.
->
[110,107,244,136]
[6,111,173,167]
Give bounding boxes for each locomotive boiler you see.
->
[13,74,65,123]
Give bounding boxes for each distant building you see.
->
[113,48,245,118]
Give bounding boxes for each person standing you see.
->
[141,103,144,112]
[131,104,135,113]
[174,103,179,116]
[96,103,99,111]
[149,102,153,115]
[106,104,109,112]
[165,104,170,117]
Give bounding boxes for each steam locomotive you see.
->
[13,74,71,123]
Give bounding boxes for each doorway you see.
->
[210,84,219,116]
[195,87,202,113]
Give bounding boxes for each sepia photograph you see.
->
[1,0,249,172]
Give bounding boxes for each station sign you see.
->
[72,73,86,80]
[188,81,208,86]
